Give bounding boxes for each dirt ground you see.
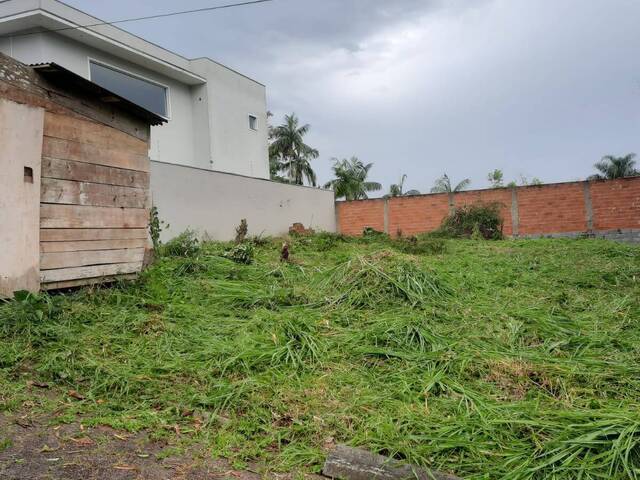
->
[0,412,320,480]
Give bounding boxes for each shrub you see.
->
[250,234,271,247]
[0,291,62,342]
[224,242,255,264]
[362,227,386,238]
[234,219,248,244]
[148,206,169,252]
[360,227,390,244]
[441,202,504,240]
[308,231,348,252]
[162,230,200,257]
[394,235,446,255]
[11,290,61,323]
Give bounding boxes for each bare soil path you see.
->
[0,412,312,480]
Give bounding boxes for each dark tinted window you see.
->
[90,61,167,117]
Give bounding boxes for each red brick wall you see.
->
[517,182,587,235]
[591,178,640,230]
[388,194,449,237]
[335,199,385,236]
[335,177,640,238]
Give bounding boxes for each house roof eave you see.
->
[0,7,207,86]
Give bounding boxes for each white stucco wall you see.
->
[150,161,336,242]
[190,58,270,179]
[0,99,44,296]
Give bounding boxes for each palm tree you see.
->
[589,153,638,180]
[282,152,317,186]
[323,157,382,200]
[267,111,282,178]
[386,174,421,197]
[430,174,470,193]
[269,113,319,185]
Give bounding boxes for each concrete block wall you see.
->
[336,177,640,242]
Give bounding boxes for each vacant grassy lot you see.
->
[1,234,640,478]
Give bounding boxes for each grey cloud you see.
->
[67,0,640,193]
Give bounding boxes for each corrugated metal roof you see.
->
[31,62,167,126]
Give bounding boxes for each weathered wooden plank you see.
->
[40,262,143,283]
[0,81,150,144]
[40,238,147,253]
[44,87,151,143]
[40,204,148,229]
[40,228,148,242]
[41,248,145,270]
[0,56,150,142]
[42,157,149,188]
[323,445,461,480]
[41,177,150,208]
[41,273,138,291]
[43,136,150,172]
[44,112,149,155]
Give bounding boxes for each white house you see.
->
[0,0,270,179]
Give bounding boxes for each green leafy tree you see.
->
[589,153,638,180]
[518,175,543,186]
[487,169,504,188]
[269,113,319,185]
[504,175,544,188]
[387,174,421,197]
[430,174,470,193]
[324,157,382,200]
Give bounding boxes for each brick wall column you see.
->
[383,198,389,234]
[583,181,594,232]
[511,188,519,237]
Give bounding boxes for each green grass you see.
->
[0,438,11,452]
[1,234,640,478]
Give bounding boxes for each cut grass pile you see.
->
[1,234,640,478]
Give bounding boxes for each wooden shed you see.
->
[0,53,165,296]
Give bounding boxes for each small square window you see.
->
[248,115,258,130]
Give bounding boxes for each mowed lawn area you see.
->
[1,234,639,478]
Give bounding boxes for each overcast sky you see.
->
[67,0,640,194]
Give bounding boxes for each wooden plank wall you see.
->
[39,112,150,290]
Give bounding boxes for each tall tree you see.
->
[487,169,504,188]
[269,113,319,186]
[387,174,421,197]
[324,157,382,200]
[267,111,289,183]
[430,174,470,193]
[589,153,638,180]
